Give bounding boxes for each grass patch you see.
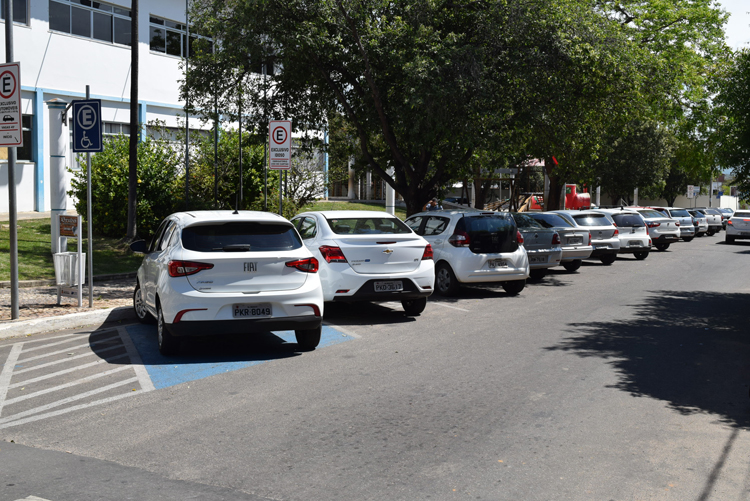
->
[0,219,143,281]
[300,200,408,220]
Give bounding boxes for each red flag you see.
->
[552,156,558,165]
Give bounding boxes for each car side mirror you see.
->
[130,240,148,253]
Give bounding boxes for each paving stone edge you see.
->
[0,272,137,289]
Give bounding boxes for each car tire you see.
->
[707,229,715,236]
[529,268,547,280]
[402,297,427,316]
[655,243,670,251]
[435,262,460,296]
[562,260,582,272]
[634,251,649,260]
[682,237,694,242]
[600,254,617,265]
[133,283,154,324]
[295,326,322,351]
[502,279,525,296]
[157,301,180,356]
[726,235,735,244]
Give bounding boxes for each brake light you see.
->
[647,221,660,228]
[516,230,524,244]
[613,228,619,236]
[675,222,680,227]
[552,232,561,245]
[449,230,471,247]
[319,245,347,263]
[588,232,592,244]
[168,260,214,277]
[727,220,733,225]
[285,257,319,273]
[422,244,434,260]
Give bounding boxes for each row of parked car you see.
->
[128,205,744,355]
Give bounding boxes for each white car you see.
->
[592,209,652,260]
[290,210,434,315]
[131,211,324,355]
[405,209,529,296]
[627,207,681,251]
[725,210,750,243]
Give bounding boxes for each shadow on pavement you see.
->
[546,290,750,429]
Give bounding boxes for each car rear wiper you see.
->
[214,244,251,252]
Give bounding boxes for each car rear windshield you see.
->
[733,212,750,218]
[571,214,612,227]
[669,209,690,217]
[326,217,412,234]
[181,222,303,252]
[457,214,518,253]
[637,209,665,219]
[611,214,644,227]
[512,213,544,229]
[529,213,573,228]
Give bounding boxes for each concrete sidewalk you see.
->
[0,305,137,341]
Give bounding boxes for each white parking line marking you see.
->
[432,302,470,312]
[16,332,81,345]
[117,326,155,392]
[8,354,128,389]
[15,335,121,363]
[0,391,140,429]
[4,366,132,405]
[324,323,361,339]
[0,343,23,417]
[20,332,114,352]
[0,377,138,425]
[13,345,124,374]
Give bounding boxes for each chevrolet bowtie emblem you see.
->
[383,249,394,254]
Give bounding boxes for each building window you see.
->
[103,122,130,137]
[0,0,29,25]
[149,15,211,57]
[49,0,132,46]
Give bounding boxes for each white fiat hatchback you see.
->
[131,211,324,355]
[290,210,434,315]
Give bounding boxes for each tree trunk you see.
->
[126,0,139,241]
[546,169,563,211]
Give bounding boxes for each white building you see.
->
[0,0,211,213]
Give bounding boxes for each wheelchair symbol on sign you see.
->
[80,132,93,149]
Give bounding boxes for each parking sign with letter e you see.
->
[0,62,22,147]
[72,99,103,152]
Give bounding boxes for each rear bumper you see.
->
[652,234,680,244]
[561,245,593,261]
[332,278,432,302]
[168,316,322,337]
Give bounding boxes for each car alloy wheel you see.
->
[133,283,154,324]
[435,262,459,296]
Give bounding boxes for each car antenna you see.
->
[233,193,239,214]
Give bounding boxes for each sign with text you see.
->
[72,99,103,152]
[268,120,291,170]
[59,215,80,237]
[0,62,22,147]
[687,185,695,199]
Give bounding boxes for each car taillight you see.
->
[588,232,592,244]
[422,244,434,260]
[319,245,347,263]
[168,260,214,277]
[516,230,524,245]
[692,219,698,226]
[552,232,561,245]
[675,222,680,227]
[285,257,319,273]
[727,220,733,225]
[647,221,660,228]
[613,228,619,236]
[449,230,471,247]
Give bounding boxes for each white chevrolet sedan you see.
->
[131,211,324,355]
[290,210,435,315]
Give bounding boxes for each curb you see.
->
[0,306,137,341]
[0,272,137,289]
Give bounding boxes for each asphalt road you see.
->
[2,234,750,501]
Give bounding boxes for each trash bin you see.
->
[53,252,86,286]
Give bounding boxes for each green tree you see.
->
[69,133,182,239]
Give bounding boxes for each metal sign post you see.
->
[72,96,102,307]
[268,120,291,215]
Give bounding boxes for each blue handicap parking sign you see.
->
[72,99,103,152]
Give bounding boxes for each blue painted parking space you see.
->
[125,324,354,390]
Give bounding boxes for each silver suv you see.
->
[405,209,529,296]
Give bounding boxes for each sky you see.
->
[717,0,749,49]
